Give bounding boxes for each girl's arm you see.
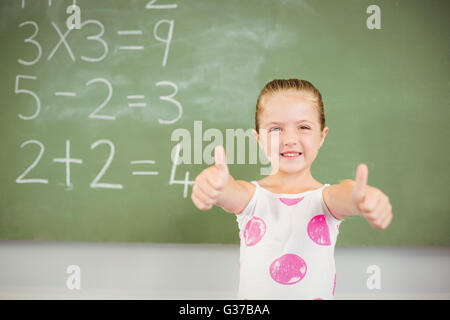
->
[216,177,255,214]
[323,180,360,220]
[323,164,393,230]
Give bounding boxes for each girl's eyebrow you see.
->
[267,120,312,125]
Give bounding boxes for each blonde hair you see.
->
[255,78,325,132]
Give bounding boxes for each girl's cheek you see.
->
[259,139,276,160]
[268,133,280,149]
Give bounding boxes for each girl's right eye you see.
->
[269,127,281,132]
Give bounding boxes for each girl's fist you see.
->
[191,145,230,210]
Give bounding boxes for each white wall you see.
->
[0,240,449,299]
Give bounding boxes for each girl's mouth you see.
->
[280,152,302,158]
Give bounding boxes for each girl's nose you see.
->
[282,128,298,145]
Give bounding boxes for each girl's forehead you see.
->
[260,91,318,124]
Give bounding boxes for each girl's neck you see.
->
[259,168,322,194]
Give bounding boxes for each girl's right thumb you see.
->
[214,145,229,174]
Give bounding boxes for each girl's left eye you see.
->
[269,126,309,132]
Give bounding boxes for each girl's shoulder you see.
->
[234,180,257,215]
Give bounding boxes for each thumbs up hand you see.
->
[351,164,393,230]
[213,145,230,183]
[191,146,230,210]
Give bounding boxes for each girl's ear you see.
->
[252,129,263,150]
[320,126,329,148]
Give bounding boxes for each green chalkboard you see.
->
[0,0,449,245]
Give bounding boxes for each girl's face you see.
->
[253,90,328,175]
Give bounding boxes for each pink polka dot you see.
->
[269,254,307,285]
[307,214,331,246]
[314,298,323,300]
[244,217,266,246]
[279,197,304,206]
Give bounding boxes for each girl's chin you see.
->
[280,166,305,173]
[265,155,308,172]
[270,163,308,175]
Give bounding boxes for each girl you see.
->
[191,79,393,300]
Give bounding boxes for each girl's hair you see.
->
[255,78,325,132]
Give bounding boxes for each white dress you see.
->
[236,181,343,300]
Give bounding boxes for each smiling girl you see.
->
[191,78,393,299]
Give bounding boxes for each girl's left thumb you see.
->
[351,163,368,205]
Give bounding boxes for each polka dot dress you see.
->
[236,181,342,300]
